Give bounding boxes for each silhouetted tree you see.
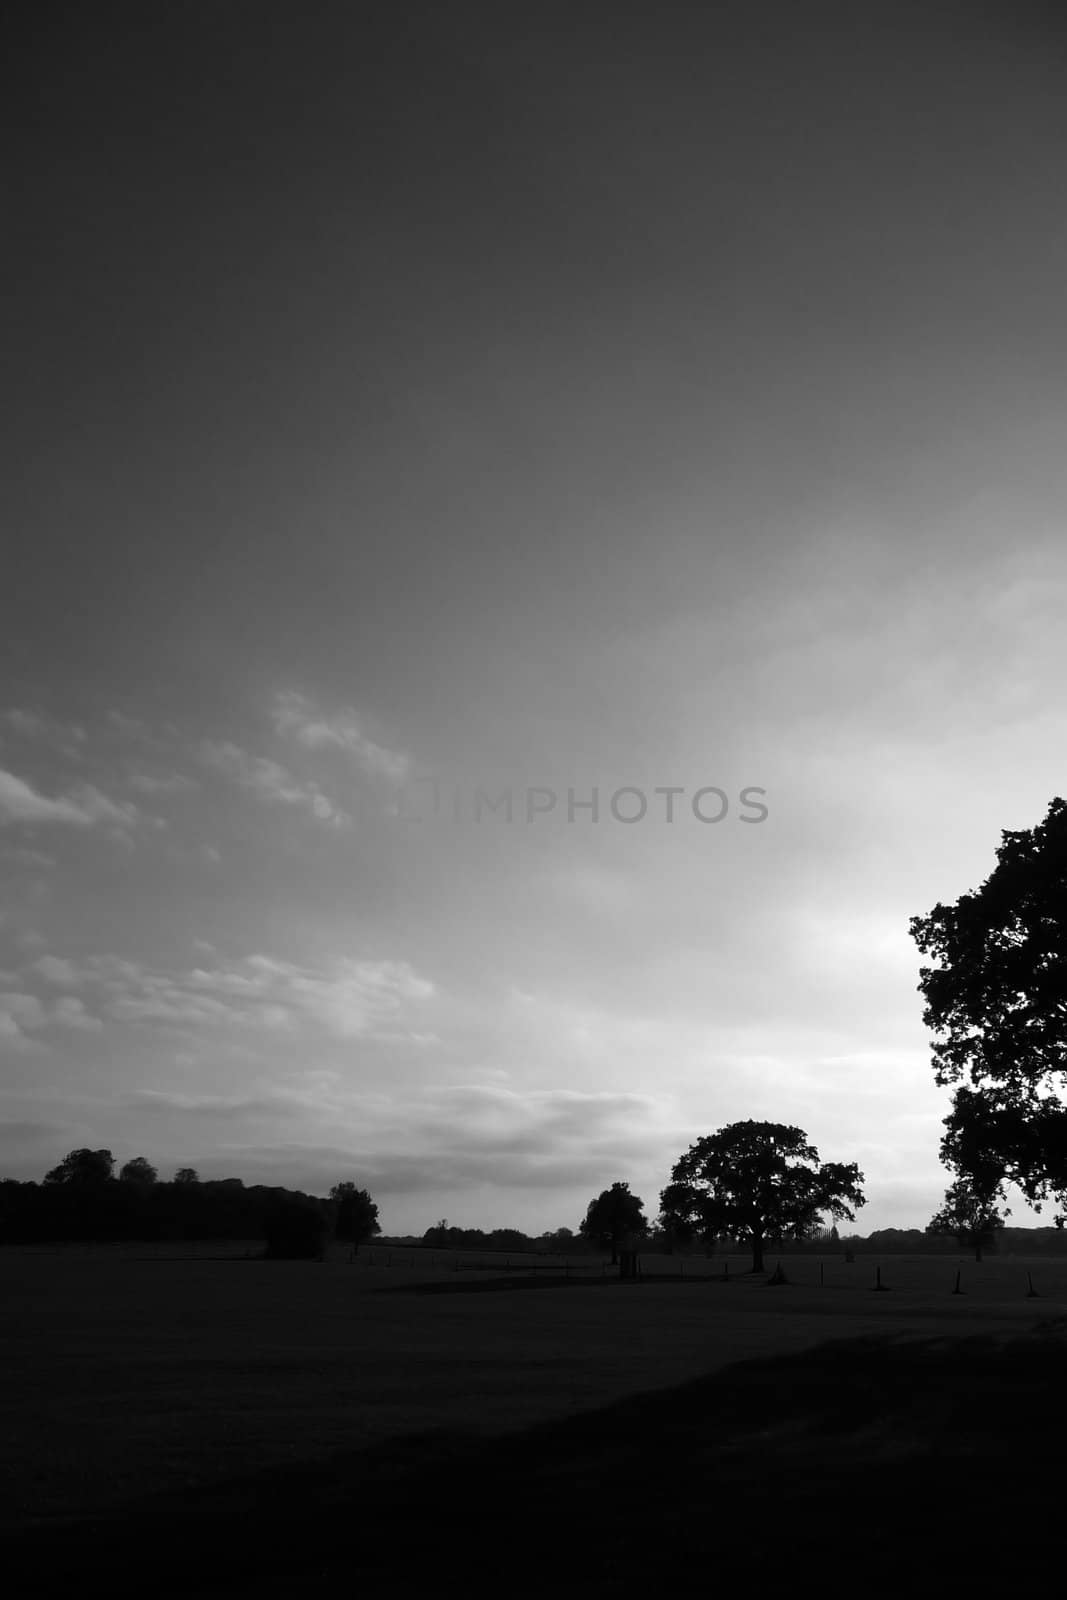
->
[579,1182,648,1265]
[173,1167,200,1185]
[658,1179,721,1252]
[120,1156,158,1186]
[329,1182,380,1244]
[661,1122,866,1272]
[911,797,1067,1223]
[43,1149,114,1185]
[927,1174,1008,1262]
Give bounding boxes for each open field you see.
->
[3,1244,1066,1593]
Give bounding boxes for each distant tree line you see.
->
[418,1220,581,1254]
[0,1150,380,1259]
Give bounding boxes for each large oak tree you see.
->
[910,796,1067,1222]
[659,1121,865,1272]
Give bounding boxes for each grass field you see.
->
[4,1244,1065,1594]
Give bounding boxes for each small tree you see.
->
[579,1182,648,1265]
[927,1175,1008,1262]
[662,1122,866,1273]
[173,1167,200,1185]
[120,1156,158,1186]
[329,1182,380,1245]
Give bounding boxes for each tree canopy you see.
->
[119,1156,158,1186]
[659,1121,866,1272]
[927,1174,1007,1262]
[43,1148,115,1185]
[329,1182,380,1244]
[578,1182,648,1263]
[911,795,1067,1220]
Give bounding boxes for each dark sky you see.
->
[3,3,1067,1230]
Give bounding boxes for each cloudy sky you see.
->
[3,3,1067,1233]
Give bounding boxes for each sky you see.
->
[3,1,1067,1234]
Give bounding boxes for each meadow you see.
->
[3,1243,1065,1594]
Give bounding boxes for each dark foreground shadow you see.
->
[6,1320,1065,1597]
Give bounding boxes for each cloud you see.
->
[0,770,138,829]
[52,996,102,1031]
[127,772,198,795]
[107,710,151,739]
[80,951,435,1039]
[0,984,102,1035]
[2,709,87,758]
[0,992,50,1045]
[34,955,82,985]
[273,692,410,782]
[199,740,349,825]
[197,953,435,1037]
[155,1081,679,1203]
[0,992,47,1030]
[131,1089,285,1118]
[0,1009,25,1040]
[127,1081,675,1202]
[0,846,57,869]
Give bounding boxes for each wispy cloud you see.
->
[199,740,349,825]
[0,988,101,1038]
[0,992,47,1030]
[39,950,436,1039]
[134,1083,679,1201]
[0,845,57,870]
[2,709,87,759]
[0,769,138,829]
[228,953,435,1037]
[34,955,83,985]
[127,771,198,795]
[273,692,410,782]
[52,996,102,1031]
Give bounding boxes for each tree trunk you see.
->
[751,1236,765,1273]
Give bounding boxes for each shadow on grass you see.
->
[8,1318,1065,1596]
